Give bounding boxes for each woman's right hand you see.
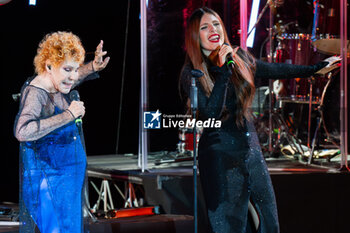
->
[217,45,239,67]
[67,101,85,119]
[217,44,234,67]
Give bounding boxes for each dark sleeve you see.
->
[180,64,231,119]
[83,72,100,81]
[255,60,328,80]
[74,72,100,87]
[72,61,101,88]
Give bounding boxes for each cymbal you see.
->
[312,38,350,55]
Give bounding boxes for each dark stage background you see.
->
[0,0,247,203]
[1,0,348,205]
[0,0,143,202]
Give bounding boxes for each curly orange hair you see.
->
[34,31,85,74]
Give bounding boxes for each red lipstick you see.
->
[208,34,220,43]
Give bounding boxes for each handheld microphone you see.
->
[69,90,82,128]
[223,43,235,67]
[226,54,235,67]
[69,90,87,152]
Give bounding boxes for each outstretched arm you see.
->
[76,40,111,83]
[254,60,328,80]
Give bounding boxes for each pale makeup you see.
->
[47,59,80,94]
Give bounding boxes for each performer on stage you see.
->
[14,31,109,233]
[180,7,339,233]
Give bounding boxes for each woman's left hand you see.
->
[316,55,341,75]
[93,40,110,72]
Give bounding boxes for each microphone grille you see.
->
[69,90,80,101]
[191,69,204,78]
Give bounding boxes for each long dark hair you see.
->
[182,7,256,126]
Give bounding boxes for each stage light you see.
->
[0,0,12,5]
[29,0,36,6]
[247,0,261,48]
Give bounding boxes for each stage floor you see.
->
[86,153,350,233]
[2,153,350,233]
[87,152,346,177]
[0,214,194,233]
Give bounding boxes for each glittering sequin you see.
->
[180,50,326,233]
[15,80,91,233]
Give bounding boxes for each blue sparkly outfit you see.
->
[15,73,98,233]
[180,50,327,233]
[20,117,86,233]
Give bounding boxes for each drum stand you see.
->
[307,115,322,164]
[268,97,307,157]
[307,77,314,149]
[307,72,333,164]
[306,76,318,164]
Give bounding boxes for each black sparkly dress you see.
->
[180,52,327,233]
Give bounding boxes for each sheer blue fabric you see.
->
[15,72,99,233]
[19,107,87,233]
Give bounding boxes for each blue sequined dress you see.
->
[180,49,327,233]
[15,74,98,233]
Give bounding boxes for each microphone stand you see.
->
[190,76,198,233]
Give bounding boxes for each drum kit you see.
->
[176,126,203,158]
[177,127,201,157]
[255,0,348,161]
[174,0,348,161]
